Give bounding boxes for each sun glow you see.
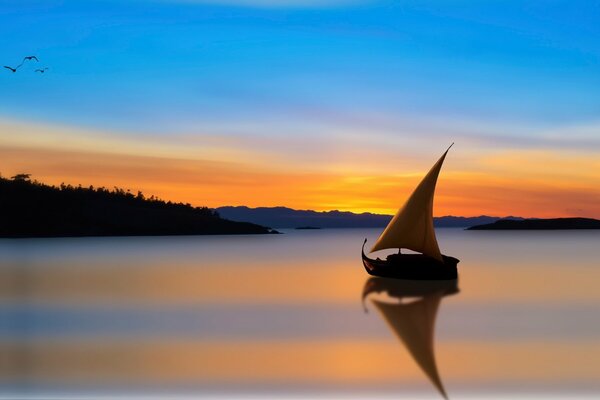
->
[1,118,599,218]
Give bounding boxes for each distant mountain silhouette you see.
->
[0,175,275,238]
[216,206,523,229]
[467,218,600,230]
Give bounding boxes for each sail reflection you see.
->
[363,277,459,399]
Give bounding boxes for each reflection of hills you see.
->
[364,278,459,399]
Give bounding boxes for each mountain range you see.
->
[216,206,524,229]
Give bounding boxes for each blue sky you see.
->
[0,1,599,216]
[1,0,599,135]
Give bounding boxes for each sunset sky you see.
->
[1,1,599,217]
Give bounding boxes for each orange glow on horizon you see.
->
[1,119,599,219]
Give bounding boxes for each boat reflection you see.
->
[362,277,459,399]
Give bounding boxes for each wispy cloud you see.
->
[2,117,599,217]
[154,0,368,8]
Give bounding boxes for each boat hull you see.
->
[362,239,459,280]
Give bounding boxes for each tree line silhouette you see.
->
[0,173,275,237]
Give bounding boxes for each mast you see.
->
[370,144,453,262]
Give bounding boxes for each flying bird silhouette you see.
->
[35,67,49,73]
[4,55,40,72]
[15,56,40,68]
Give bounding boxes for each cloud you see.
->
[154,0,368,8]
[2,117,599,218]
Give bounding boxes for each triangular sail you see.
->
[372,293,447,399]
[370,145,452,261]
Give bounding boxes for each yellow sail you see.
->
[372,293,447,399]
[370,144,453,261]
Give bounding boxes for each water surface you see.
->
[1,228,599,398]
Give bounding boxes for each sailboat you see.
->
[362,144,459,280]
[362,277,459,399]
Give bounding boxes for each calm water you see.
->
[0,228,599,399]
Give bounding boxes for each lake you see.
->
[1,228,599,399]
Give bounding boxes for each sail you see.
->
[370,145,452,261]
[372,293,447,399]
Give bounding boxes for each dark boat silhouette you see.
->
[362,145,459,280]
[363,277,459,399]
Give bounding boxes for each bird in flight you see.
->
[17,55,39,68]
[3,55,42,73]
[35,67,49,73]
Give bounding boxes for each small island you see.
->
[467,217,600,230]
[0,174,276,238]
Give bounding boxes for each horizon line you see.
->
[215,205,598,220]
